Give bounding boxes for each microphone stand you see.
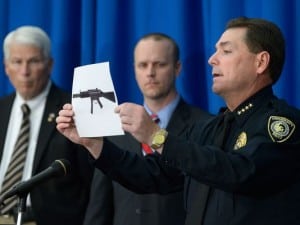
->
[16,193,28,225]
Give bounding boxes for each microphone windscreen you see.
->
[51,159,71,176]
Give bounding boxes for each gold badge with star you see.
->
[234,132,247,150]
[268,116,295,142]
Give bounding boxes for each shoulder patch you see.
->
[268,116,295,142]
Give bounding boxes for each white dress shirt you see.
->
[0,81,51,204]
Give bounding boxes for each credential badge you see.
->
[268,116,295,142]
[234,132,247,150]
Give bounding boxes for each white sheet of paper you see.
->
[72,62,124,137]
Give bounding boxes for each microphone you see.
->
[0,159,70,202]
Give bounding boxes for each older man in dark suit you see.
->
[0,26,93,225]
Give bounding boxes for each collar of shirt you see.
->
[144,94,180,129]
[229,85,274,127]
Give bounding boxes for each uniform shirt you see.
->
[95,85,300,225]
[162,85,300,225]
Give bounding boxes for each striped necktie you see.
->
[0,103,31,214]
[142,114,160,155]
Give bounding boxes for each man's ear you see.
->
[175,61,182,77]
[256,51,270,74]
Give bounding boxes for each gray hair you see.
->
[3,25,51,60]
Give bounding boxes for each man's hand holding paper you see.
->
[71,62,124,137]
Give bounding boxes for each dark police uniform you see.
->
[84,99,212,225]
[95,85,300,225]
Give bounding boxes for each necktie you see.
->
[142,114,160,155]
[214,111,234,148]
[0,103,31,214]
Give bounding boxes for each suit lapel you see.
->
[167,99,191,136]
[0,94,16,160]
[33,85,67,172]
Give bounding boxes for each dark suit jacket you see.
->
[0,83,93,225]
[84,99,212,225]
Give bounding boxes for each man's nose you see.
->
[208,52,218,66]
[19,62,31,74]
[147,65,155,76]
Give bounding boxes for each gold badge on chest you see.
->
[234,132,247,150]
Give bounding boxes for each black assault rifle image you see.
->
[73,88,116,114]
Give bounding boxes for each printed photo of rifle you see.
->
[73,88,116,114]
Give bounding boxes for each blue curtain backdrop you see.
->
[0,0,299,114]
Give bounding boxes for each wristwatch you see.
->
[151,129,168,149]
